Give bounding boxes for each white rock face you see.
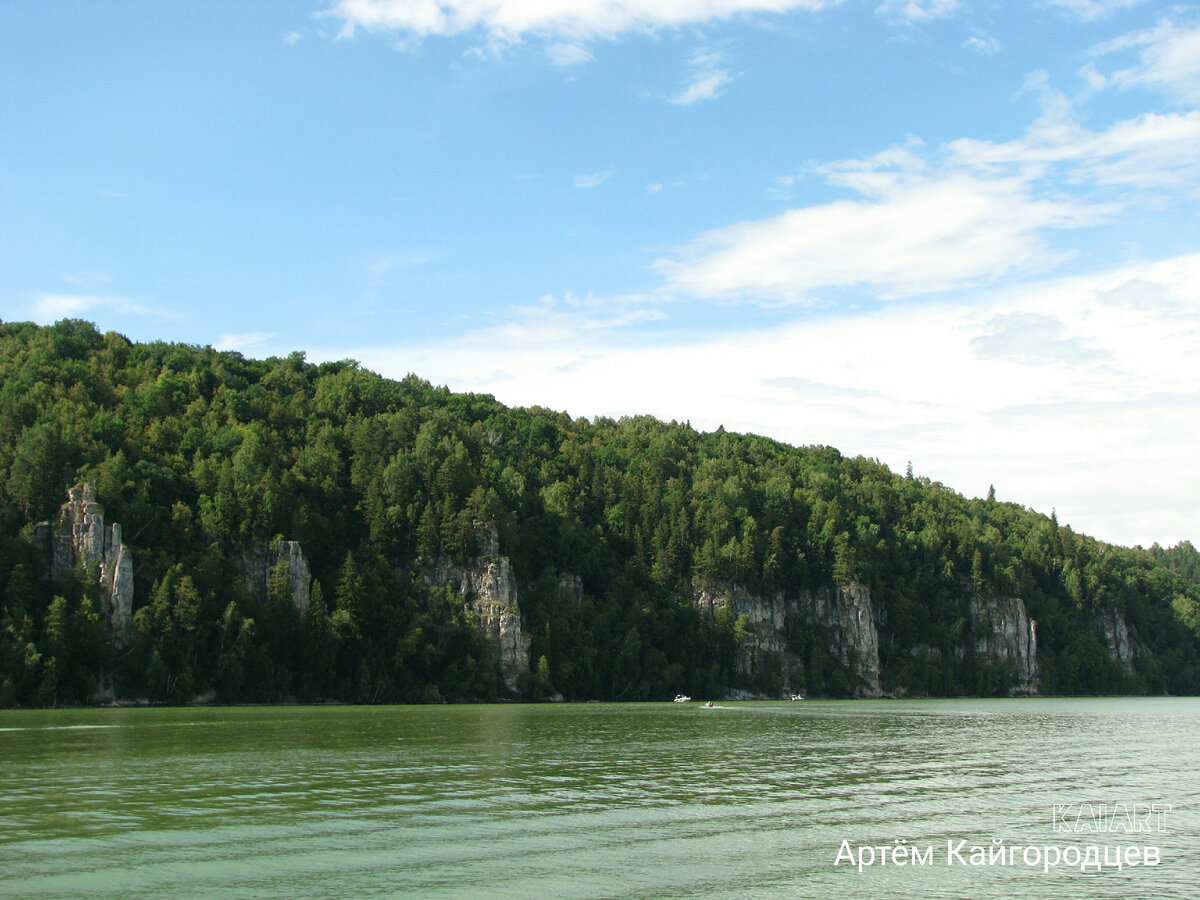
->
[50,483,134,639]
[558,572,584,606]
[102,523,134,636]
[693,582,790,674]
[419,522,531,692]
[690,583,1049,698]
[692,581,883,697]
[1100,610,1137,675]
[968,595,1039,694]
[810,584,883,697]
[474,520,500,557]
[276,541,312,613]
[238,540,312,613]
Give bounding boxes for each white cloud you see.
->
[946,104,1200,190]
[315,253,1200,547]
[213,332,279,352]
[876,0,960,24]
[34,294,99,319]
[284,30,303,45]
[60,271,111,289]
[969,312,1115,365]
[654,159,1099,302]
[323,0,831,42]
[655,83,1200,304]
[1094,18,1200,105]
[1044,0,1149,23]
[671,49,733,105]
[964,34,999,55]
[546,41,593,66]
[672,69,732,105]
[465,292,667,345]
[32,293,162,321]
[574,169,615,188]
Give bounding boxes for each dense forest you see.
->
[2,318,1199,706]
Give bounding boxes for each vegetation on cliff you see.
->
[2,319,1199,705]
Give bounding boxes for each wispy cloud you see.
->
[970,313,1116,366]
[213,332,279,352]
[876,0,961,25]
[654,153,1100,302]
[366,248,442,276]
[1092,17,1200,105]
[315,252,1200,547]
[547,41,593,66]
[671,49,733,105]
[554,353,605,374]
[1044,0,1149,22]
[60,271,111,289]
[964,34,1000,55]
[655,62,1200,304]
[574,169,615,188]
[32,293,162,322]
[946,103,1200,192]
[321,0,831,44]
[672,69,732,105]
[465,292,666,345]
[763,377,885,402]
[34,294,101,319]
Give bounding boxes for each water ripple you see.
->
[1,699,1197,899]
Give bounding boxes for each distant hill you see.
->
[2,318,1198,706]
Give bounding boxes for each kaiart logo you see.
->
[1052,803,1171,834]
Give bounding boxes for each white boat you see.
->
[790,694,805,701]
[673,694,691,703]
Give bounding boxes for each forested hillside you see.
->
[2,319,1198,706]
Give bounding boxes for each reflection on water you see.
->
[1,699,1197,899]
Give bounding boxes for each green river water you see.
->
[1,698,1197,899]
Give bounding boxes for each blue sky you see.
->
[3,0,1199,548]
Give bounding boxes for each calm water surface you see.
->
[1,699,1197,899]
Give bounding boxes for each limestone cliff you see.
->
[418,522,531,692]
[1099,610,1139,675]
[692,581,883,697]
[689,582,1051,698]
[693,582,790,677]
[41,484,133,639]
[558,572,584,606]
[968,595,1039,694]
[236,539,312,613]
[810,584,883,696]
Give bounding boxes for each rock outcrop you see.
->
[692,581,883,697]
[42,484,133,639]
[968,595,1039,694]
[811,584,883,696]
[689,582,1051,698]
[418,522,531,692]
[558,572,584,606]
[237,539,312,613]
[1100,610,1138,675]
[693,581,790,674]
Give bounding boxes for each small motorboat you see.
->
[790,694,805,701]
[673,694,691,703]
[703,701,714,708]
